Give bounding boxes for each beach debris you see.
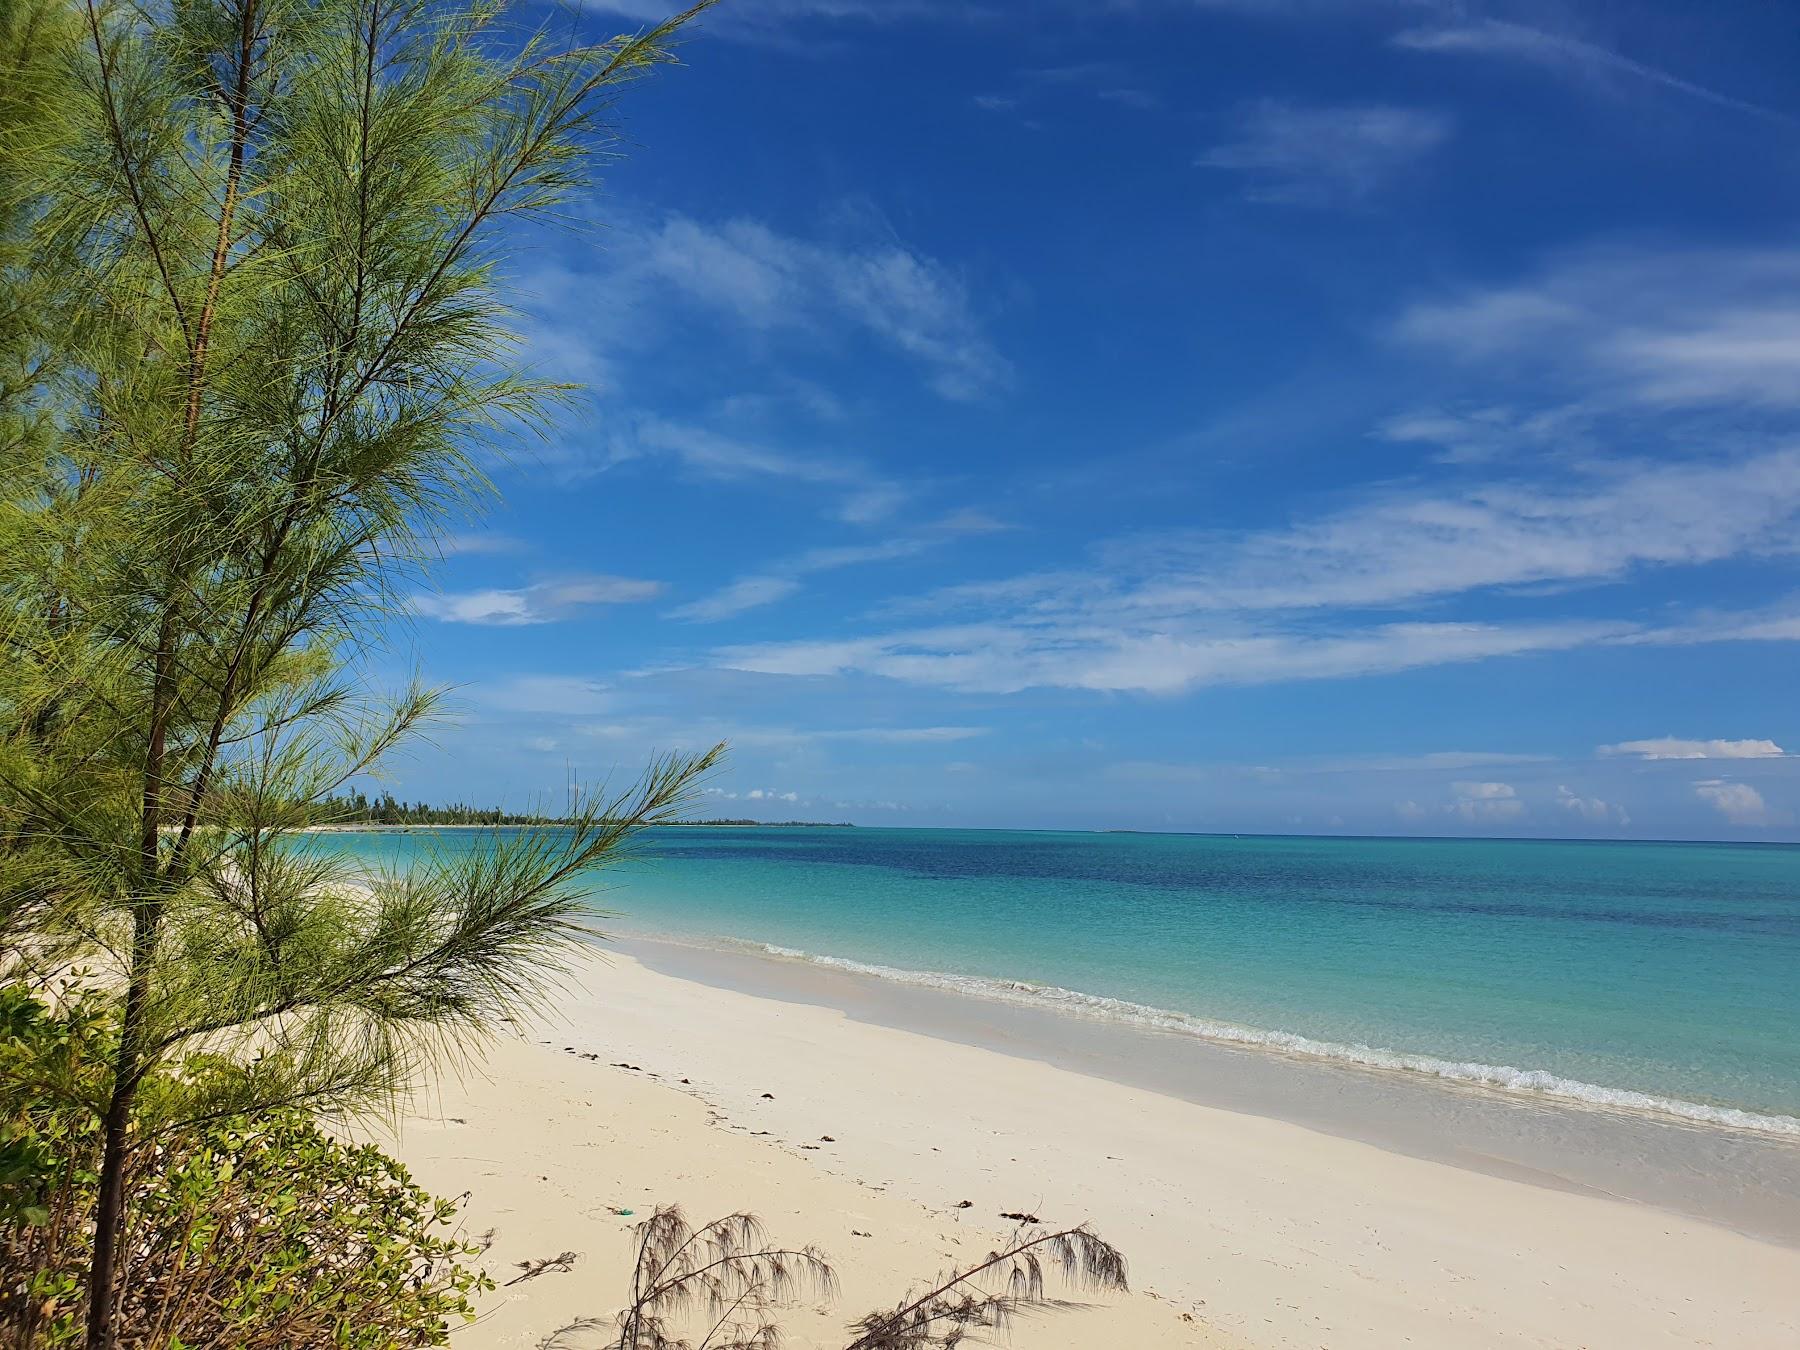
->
[680,1077,691,1084]
[536,1317,609,1349]
[999,1211,1041,1224]
[760,1091,775,1099]
[611,1062,642,1070]
[606,1206,635,1217]
[954,1200,973,1209]
[506,1250,580,1285]
[851,1229,872,1238]
[820,1135,835,1142]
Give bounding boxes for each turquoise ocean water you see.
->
[310,827,1800,1131]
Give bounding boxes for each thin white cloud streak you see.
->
[1392,246,1800,409]
[439,531,528,557]
[1197,100,1452,207]
[480,676,615,715]
[585,417,908,526]
[669,576,807,623]
[576,717,988,750]
[715,617,1625,695]
[578,0,950,45]
[414,575,665,626]
[1599,737,1785,760]
[1392,20,1799,129]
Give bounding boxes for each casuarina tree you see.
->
[0,1,716,1345]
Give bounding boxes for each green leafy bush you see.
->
[0,986,490,1349]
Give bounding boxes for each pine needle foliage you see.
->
[0,0,718,1344]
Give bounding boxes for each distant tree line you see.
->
[310,793,854,828]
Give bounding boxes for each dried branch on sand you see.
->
[605,1206,1127,1350]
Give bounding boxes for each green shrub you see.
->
[0,986,490,1349]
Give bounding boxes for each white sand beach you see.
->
[384,942,1800,1350]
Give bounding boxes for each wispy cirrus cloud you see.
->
[415,575,664,626]
[1197,99,1453,207]
[1392,246,1800,411]
[705,443,1800,694]
[714,616,1625,695]
[618,212,1011,401]
[670,510,1009,622]
[1392,19,1798,128]
[579,0,953,46]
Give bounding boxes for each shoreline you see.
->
[615,930,1800,1248]
[384,939,1800,1349]
[653,929,1800,1140]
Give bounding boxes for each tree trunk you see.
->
[83,917,152,1350]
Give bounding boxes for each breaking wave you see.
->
[736,940,1800,1137]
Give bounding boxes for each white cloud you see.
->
[414,574,664,626]
[1694,780,1773,827]
[1447,781,1525,823]
[1197,100,1452,207]
[1392,20,1796,128]
[1599,737,1785,760]
[1452,781,1514,799]
[1556,785,1629,827]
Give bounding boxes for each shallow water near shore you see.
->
[310,826,1800,1124]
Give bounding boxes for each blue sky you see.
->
[380,0,1800,838]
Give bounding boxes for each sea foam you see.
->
[743,939,1800,1138]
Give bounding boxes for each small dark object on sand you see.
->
[954,1200,972,1209]
[1000,1211,1041,1224]
[761,1092,775,1099]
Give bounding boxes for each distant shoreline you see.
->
[298,819,854,832]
